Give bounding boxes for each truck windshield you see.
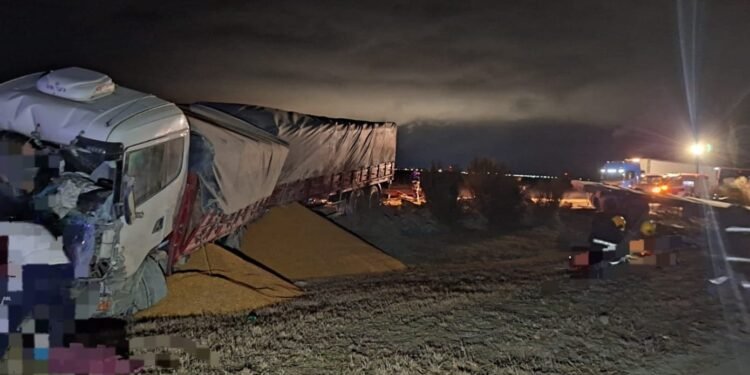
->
[60,137,124,176]
[0,132,123,221]
[600,170,635,183]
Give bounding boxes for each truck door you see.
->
[118,133,188,277]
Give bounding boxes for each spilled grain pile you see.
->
[137,244,301,318]
[240,203,406,280]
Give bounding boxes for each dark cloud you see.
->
[2,0,750,167]
[396,120,620,177]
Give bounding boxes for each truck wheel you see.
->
[366,185,380,209]
[111,252,167,316]
[353,186,380,213]
[345,190,361,215]
[132,254,168,312]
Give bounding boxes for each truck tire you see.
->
[110,252,168,316]
[366,185,380,209]
[355,189,368,213]
[353,185,380,213]
[131,253,168,312]
[344,190,359,215]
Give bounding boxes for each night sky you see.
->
[3,1,750,175]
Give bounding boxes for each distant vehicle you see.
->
[635,174,667,194]
[600,158,710,187]
[638,160,750,198]
[599,159,642,188]
[594,158,713,209]
[662,173,710,197]
[596,158,750,206]
[638,159,718,188]
[600,158,750,192]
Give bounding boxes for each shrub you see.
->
[527,176,572,224]
[420,163,462,226]
[716,176,750,205]
[464,158,523,231]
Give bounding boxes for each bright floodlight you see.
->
[689,143,705,156]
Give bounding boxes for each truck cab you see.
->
[599,160,642,188]
[0,67,189,316]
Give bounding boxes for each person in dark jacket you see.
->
[587,195,628,266]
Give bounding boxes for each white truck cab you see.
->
[0,67,190,315]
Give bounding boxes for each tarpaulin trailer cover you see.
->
[182,106,289,215]
[195,102,397,186]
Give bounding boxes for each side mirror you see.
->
[121,176,143,225]
[124,189,137,225]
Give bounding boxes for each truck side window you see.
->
[162,137,184,187]
[125,137,184,206]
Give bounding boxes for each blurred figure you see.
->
[589,199,626,249]
[0,135,75,361]
[0,223,73,361]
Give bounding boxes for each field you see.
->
[130,208,749,374]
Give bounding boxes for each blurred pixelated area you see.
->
[0,216,217,373]
[0,331,219,374]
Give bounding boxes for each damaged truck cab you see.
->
[1,66,397,319]
[0,67,189,317]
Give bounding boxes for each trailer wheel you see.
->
[355,185,381,212]
[346,190,362,215]
[366,185,381,209]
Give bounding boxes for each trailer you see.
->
[195,102,396,208]
[637,158,718,188]
[0,67,396,318]
[166,103,397,274]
